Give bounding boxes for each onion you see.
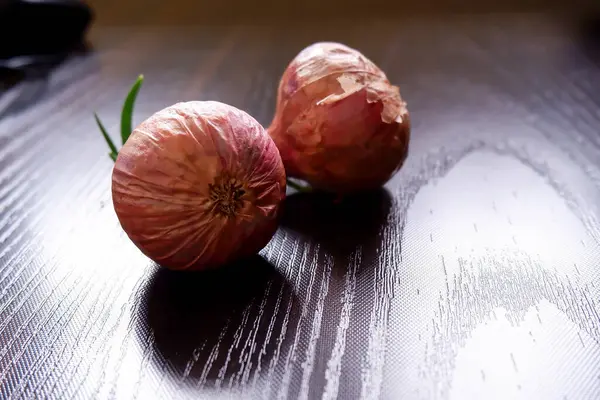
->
[111,101,286,271]
[268,42,411,193]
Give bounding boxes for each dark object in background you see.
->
[0,0,93,70]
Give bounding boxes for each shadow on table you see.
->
[136,255,298,387]
[280,188,394,266]
[277,188,396,398]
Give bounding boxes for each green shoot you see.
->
[94,74,144,162]
[121,74,144,145]
[94,112,118,161]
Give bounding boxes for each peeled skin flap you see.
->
[269,42,410,193]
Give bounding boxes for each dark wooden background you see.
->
[1,0,600,399]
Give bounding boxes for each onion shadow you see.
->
[277,189,395,398]
[135,255,298,388]
[280,188,394,263]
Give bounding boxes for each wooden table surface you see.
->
[1,2,600,399]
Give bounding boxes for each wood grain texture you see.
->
[1,5,600,399]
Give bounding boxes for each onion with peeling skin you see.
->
[268,41,411,194]
[111,101,286,271]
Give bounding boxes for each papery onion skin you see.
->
[268,42,411,193]
[112,101,286,271]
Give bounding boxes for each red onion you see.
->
[268,42,411,193]
[111,101,286,271]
